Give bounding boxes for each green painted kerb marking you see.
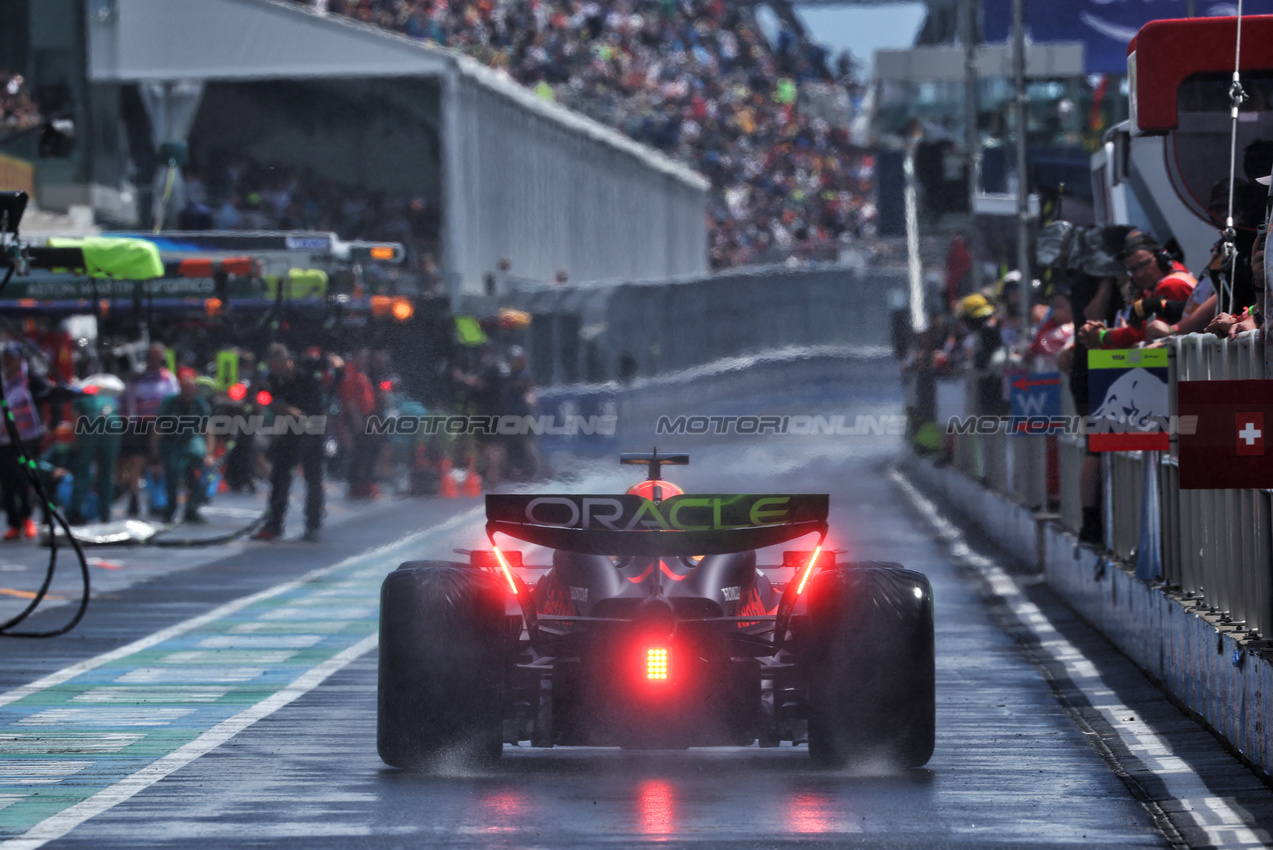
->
[0,507,482,847]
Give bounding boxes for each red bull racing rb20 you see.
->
[377,451,935,768]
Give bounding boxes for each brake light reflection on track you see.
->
[636,779,677,835]
[479,788,530,834]
[786,790,860,835]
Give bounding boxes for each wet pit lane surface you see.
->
[3,353,1272,848]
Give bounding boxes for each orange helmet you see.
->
[626,479,684,501]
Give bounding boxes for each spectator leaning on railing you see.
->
[1028,282,1075,372]
[1079,231,1196,350]
[1205,229,1266,340]
[1142,226,1266,343]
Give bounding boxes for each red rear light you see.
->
[646,647,669,680]
[228,383,246,401]
[490,545,521,595]
[256,390,273,407]
[794,544,824,596]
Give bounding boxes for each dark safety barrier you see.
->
[506,265,903,386]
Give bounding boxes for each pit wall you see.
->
[902,454,1273,781]
[503,265,903,387]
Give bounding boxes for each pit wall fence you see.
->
[904,332,1273,779]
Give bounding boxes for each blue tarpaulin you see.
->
[982,0,1273,74]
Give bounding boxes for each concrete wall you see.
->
[507,265,903,386]
[904,454,1273,779]
[447,62,708,298]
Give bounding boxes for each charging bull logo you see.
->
[1091,368,1168,431]
[1087,351,1171,451]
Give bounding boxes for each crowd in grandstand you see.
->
[294,0,873,269]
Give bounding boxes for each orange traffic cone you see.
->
[460,458,483,497]
[438,458,459,499]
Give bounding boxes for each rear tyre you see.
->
[377,561,506,769]
[802,563,935,768]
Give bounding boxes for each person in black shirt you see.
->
[252,343,327,542]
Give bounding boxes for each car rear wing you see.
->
[486,494,828,556]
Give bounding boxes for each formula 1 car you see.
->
[377,450,934,768]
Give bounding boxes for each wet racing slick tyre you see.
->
[377,561,506,769]
[801,562,935,768]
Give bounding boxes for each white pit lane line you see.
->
[0,505,486,850]
[890,469,1268,849]
[1,636,377,850]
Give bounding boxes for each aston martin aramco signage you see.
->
[4,274,218,300]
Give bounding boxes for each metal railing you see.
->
[1057,434,1084,533]
[940,333,1272,637]
[1104,450,1143,562]
[1165,333,1271,634]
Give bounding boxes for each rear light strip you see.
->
[793,544,823,596]
[490,545,521,595]
[771,534,828,654]
[487,539,538,631]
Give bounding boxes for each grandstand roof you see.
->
[88,0,706,191]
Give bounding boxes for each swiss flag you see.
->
[1236,412,1265,457]
[1178,380,1273,489]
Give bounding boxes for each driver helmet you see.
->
[626,479,685,501]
